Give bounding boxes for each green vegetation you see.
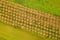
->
[11,0,60,16]
[0,22,52,40]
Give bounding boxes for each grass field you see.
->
[0,22,52,40]
[12,0,60,16]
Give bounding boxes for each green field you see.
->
[0,22,52,40]
[12,0,60,16]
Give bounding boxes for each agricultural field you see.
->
[0,22,51,40]
[0,0,60,40]
[12,0,60,16]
